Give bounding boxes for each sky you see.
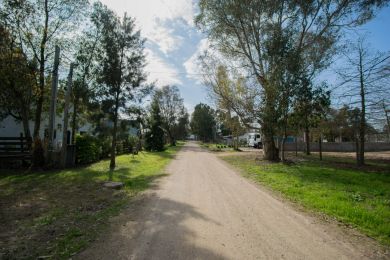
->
[99,0,390,113]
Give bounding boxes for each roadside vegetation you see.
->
[221,152,390,245]
[200,142,234,152]
[0,143,183,259]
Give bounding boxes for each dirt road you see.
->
[78,142,385,259]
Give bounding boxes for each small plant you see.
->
[350,192,365,202]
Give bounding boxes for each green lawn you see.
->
[0,143,183,259]
[221,153,390,245]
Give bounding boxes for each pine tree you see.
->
[145,99,165,151]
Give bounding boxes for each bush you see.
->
[145,131,165,152]
[124,135,139,153]
[116,141,124,155]
[75,135,100,164]
[98,137,112,159]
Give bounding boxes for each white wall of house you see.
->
[0,113,93,150]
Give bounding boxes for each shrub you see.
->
[116,141,124,155]
[124,135,139,153]
[98,137,112,159]
[145,131,165,152]
[75,135,100,164]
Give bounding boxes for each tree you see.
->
[173,112,190,141]
[291,79,330,155]
[93,3,147,170]
[71,6,102,144]
[145,98,165,151]
[205,66,246,149]
[154,85,186,146]
[380,100,390,141]
[219,112,245,150]
[190,103,216,142]
[196,0,388,161]
[337,37,390,165]
[0,25,36,139]
[1,0,88,139]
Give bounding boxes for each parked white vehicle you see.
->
[247,133,262,148]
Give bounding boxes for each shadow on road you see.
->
[77,194,226,259]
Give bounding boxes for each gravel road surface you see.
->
[77,142,387,260]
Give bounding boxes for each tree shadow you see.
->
[0,164,171,258]
[76,196,227,259]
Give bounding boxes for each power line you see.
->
[147,70,212,76]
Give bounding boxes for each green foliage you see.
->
[75,135,100,164]
[190,103,216,142]
[290,79,331,131]
[97,137,112,159]
[145,99,165,151]
[0,26,35,138]
[154,85,188,145]
[125,135,139,152]
[1,0,89,138]
[223,154,390,245]
[91,2,148,169]
[116,141,124,155]
[195,0,386,161]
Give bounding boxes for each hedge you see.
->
[75,135,100,164]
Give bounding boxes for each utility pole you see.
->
[61,63,75,168]
[47,46,60,162]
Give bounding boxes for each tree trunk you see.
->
[20,108,31,141]
[168,129,176,146]
[319,134,322,161]
[33,0,49,139]
[304,128,310,155]
[262,131,279,161]
[383,101,390,142]
[281,135,286,162]
[355,135,359,164]
[71,98,78,144]
[358,49,365,166]
[110,99,119,170]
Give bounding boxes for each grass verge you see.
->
[221,153,390,245]
[0,143,183,259]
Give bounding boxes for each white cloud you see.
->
[100,0,194,54]
[183,38,210,84]
[149,25,184,55]
[145,49,182,87]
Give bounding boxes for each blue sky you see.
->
[100,0,390,113]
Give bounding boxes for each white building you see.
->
[0,113,93,150]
